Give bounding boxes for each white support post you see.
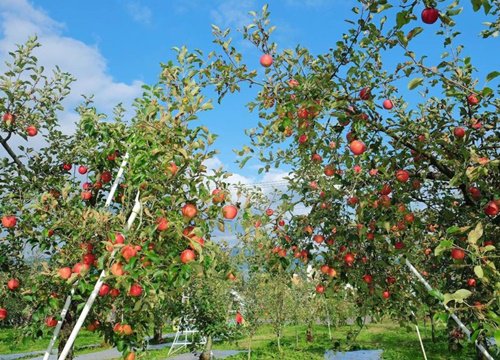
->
[404,258,494,360]
[43,152,129,359]
[57,192,141,360]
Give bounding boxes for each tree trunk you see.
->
[306,322,314,342]
[152,313,163,344]
[199,335,212,360]
[429,311,436,343]
[57,311,75,360]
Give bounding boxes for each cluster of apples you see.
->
[2,112,38,137]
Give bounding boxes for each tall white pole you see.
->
[404,258,494,360]
[57,192,141,360]
[43,152,129,359]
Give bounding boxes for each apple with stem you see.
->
[421,8,439,24]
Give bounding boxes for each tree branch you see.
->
[0,136,26,171]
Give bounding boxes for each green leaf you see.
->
[467,222,483,244]
[408,78,423,90]
[443,289,472,305]
[429,289,445,301]
[435,240,453,256]
[446,226,461,234]
[486,71,500,82]
[495,330,500,346]
[474,265,484,279]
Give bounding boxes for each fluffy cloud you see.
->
[0,0,143,133]
[125,1,152,25]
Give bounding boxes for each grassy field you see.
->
[0,321,479,359]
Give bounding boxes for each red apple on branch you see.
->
[58,267,72,280]
[1,215,17,228]
[260,54,273,67]
[7,278,19,291]
[26,125,38,137]
[180,249,195,264]
[182,203,197,219]
[129,283,143,297]
[421,8,439,24]
[0,308,7,320]
[222,205,238,220]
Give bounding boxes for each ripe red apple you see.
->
[313,234,324,244]
[227,273,236,281]
[78,166,88,175]
[468,187,481,200]
[81,191,92,201]
[266,208,274,216]
[58,267,72,280]
[166,162,178,176]
[467,94,479,106]
[349,140,366,155]
[7,278,19,291]
[110,262,125,276]
[212,189,225,203]
[298,108,310,120]
[311,153,322,163]
[298,134,308,144]
[180,249,195,264]
[404,213,415,223]
[110,288,120,297]
[62,163,72,172]
[3,112,15,126]
[382,99,393,110]
[222,205,238,220]
[421,7,439,24]
[347,196,359,206]
[45,316,58,327]
[362,274,373,284]
[101,170,112,183]
[156,217,169,231]
[1,215,17,228]
[82,182,92,190]
[288,79,299,87]
[386,276,396,285]
[182,203,197,219]
[359,87,371,100]
[382,290,390,299]
[260,54,273,67]
[467,278,476,287]
[278,219,285,227]
[115,233,125,244]
[121,245,137,262]
[394,241,405,250]
[453,127,465,139]
[324,165,335,176]
[451,248,465,261]
[0,308,7,320]
[315,284,325,294]
[99,283,111,296]
[73,262,90,275]
[380,183,392,195]
[320,265,330,274]
[396,169,410,183]
[484,201,499,217]
[87,320,100,332]
[26,125,38,137]
[344,252,355,265]
[129,283,143,297]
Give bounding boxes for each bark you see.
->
[199,335,213,360]
[429,311,436,343]
[306,322,314,342]
[152,312,163,344]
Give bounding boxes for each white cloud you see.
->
[0,0,143,136]
[125,1,152,25]
[210,0,255,29]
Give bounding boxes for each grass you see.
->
[0,322,479,360]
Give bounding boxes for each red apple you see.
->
[396,169,410,183]
[315,284,325,294]
[45,316,58,327]
[467,94,479,106]
[110,288,120,297]
[421,8,439,24]
[362,274,373,284]
[156,217,169,231]
[260,54,273,67]
[26,125,38,137]
[82,253,96,266]
[451,248,465,261]
[382,290,390,299]
[0,308,7,320]
[344,252,355,265]
[382,99,393,110]
[313,234,324,244]
[380,184,392,195]
[3,112,15,126]
[222,205,238,220]
[58,267,72,280]
[266,208,274,216]
[7,278,19,291]
[81,191,92,201]
[62,163,72,172]
[359,87,371,100]
[1,215,17,228]
[298,134,308,144]
[166,162,178,176]
[324,165,335,176]
[99,283,111,296]
[115,233,125,244]
[101,170,112,183]
[129,283,143,297]
[288,79,299,87]
[484,201,499,217]
[454,127,465,139]
[182,203,197,219]
[121,245,137,262]
[78,166,88,175]
[386,276,396,285]
[180,249,195,264]
[110,262,125,276]
[87,320,100,332]
[468,187,481,200]
[467,278,476,287]
[72,262,90,275]
[212,189,225,203]
[349,140,366,155]
[311,153,322,163]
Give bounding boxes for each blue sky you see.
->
[0,0,498,184]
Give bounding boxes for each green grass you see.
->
[0,322,479,360]
[0,328,107,355]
